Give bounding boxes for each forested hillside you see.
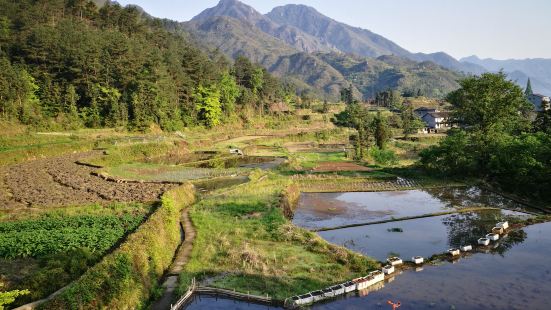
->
[0,0,294,130]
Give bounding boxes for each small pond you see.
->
[318,209,529,261]
[293,187,530,230]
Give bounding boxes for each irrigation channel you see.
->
[174,186,551,309]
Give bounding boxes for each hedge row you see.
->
[40,184,196,309]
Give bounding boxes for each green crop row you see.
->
[40,184,196,310]
[0,214,144,259]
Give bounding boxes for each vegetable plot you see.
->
[0,214,145,259]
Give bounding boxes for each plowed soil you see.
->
[312,162,373,172]
[0,152,176,209]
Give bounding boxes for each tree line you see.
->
[0,0,296,130]
[421,72,551,201]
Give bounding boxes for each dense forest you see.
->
[0,0,296,130]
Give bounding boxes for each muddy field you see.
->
[0,152,176,209]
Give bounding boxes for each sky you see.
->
[115,0,551,60]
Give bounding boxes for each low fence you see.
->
[170,279,276,310]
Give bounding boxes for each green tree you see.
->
[194,85,222,128]
[333,103,372,159]
[448,72,532,136]
[340,85,355,105]
[401,105,425,137]
[525,78,533,96]
[534,99,551,134]
[63,84,82,128]
[218,72,240,117]
[372,112,391,149]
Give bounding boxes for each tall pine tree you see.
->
[525,78,533,96]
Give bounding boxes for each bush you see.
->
[369,147,398,166]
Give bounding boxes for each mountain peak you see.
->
[192,0,263,23]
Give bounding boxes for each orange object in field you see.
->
[387,300,402,310]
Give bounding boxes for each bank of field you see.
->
[177,171,379,299]
[0,203,152,307]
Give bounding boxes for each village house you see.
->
[414,107,451,133]
[527,93,550,111]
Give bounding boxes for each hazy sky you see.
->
[115,0,551,60]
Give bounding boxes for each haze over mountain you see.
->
[184,0,468,99]
[461,56,551,95]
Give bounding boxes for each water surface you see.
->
[318,209,529,261]
[185,294,281,310]
[293,187,530,230]
[314,222,551,310]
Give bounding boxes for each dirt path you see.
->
[0,152,176,210]
[152,208,196,310]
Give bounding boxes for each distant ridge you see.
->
[183,0,464,99]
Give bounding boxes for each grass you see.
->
[102,163,245,182]
[177,172,379,299]
[0,202,153,307]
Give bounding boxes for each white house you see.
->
[528,94,550,111]
[421,111,451,130]
[414,107,451,132]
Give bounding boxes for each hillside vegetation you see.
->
[0,0,297,131]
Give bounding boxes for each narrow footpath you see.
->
[152,208,196,310]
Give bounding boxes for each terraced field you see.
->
[0,152,174,209]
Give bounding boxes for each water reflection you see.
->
[318,210,528,261]
[314,222,551,310]
[293,187,531,230]
[185,294,281,310]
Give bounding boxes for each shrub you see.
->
[369,147,398,166]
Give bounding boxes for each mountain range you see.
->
[147,0,550,99]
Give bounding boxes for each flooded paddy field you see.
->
[184,294,281,310]
[293,187,531,230]
[318,209,529,261]
[183,222,551,310]
[313,222,551,310]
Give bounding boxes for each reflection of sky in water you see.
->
[318,210,528,261]
[314,222,551,310]
[185,294,281,310]
[293,187,530,230]
[186,223,551,310]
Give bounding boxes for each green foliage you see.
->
[42,184,196,310]
[369,147,398,166]
[218,72,240,116]
[0,214,145,259]
[421,72,551,201]
[534,100,551,134]
[333,103,373,159]
[340,85,355,104]
[372,112,391,149]
[448,72,532,135]
[0,0,293,131]
[401,104,425,137]
[194,85,222,128]
[0,283,30,310]
[525,78,533,96]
